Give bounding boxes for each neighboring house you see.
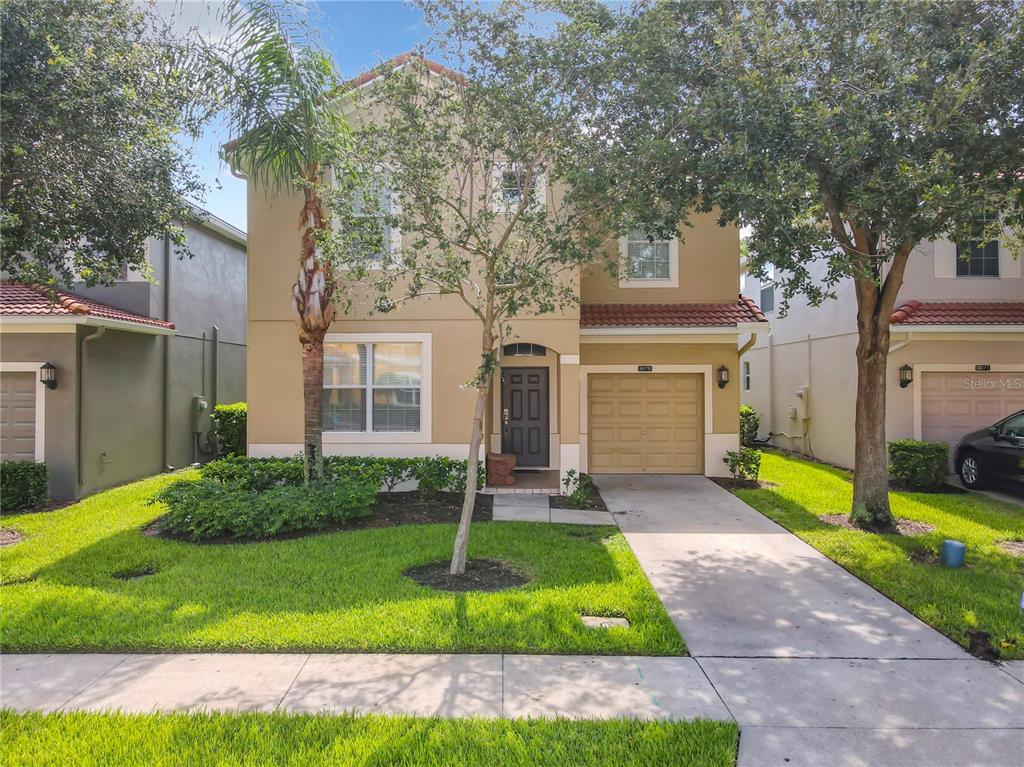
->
[0,210,247,499]
[741,230,1024,469]
[244,59,768,487]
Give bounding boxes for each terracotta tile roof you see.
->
[0,284,174,330]
[581,296,768,328]
[345,52,462,89]
[890,300,1024,326]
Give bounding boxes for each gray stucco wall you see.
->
[78,327,164,495]
[72,219,247,477]
[0,333,78,499]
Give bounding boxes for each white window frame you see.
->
[0,362,46,462]
[490,161,547,213]
[759,263,776,313]
[743,360,751,391]
[330,167,402,269]
[322,333,432,444]
[618,231,680,288]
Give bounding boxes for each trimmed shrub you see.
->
[152,476,377,540]
[723,448,761,480]
[739,405,760,447]
[0,461,48,512]
[561,469,595,509]
[210,402,247,457]
[199,455,480,495]
[888,440,949,489]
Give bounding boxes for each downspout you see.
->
[76,326,106,491]
[738,333,758,357]
[162,233,173,471]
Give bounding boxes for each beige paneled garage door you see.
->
[921,371,1024,446]
[588,373,703,474]
[0,372,37,461]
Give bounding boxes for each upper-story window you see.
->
[618,228,679,288]
[351,178,401,264]
[323,341,422,433]
[491,162,546,211]
[759,263,775,313]
[956,216,999,277]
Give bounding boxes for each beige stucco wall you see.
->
[581,210,740,305]
[741,331,1024,469]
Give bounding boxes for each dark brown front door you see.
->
[501,367,549,467]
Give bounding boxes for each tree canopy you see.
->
[0,0,206,287]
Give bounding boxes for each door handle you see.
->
[503,408,510,433]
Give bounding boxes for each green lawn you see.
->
[0,472,683,655]
[735,451,1024,658]
[0,710,738,767]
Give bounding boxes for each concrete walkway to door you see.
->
[599,475,1024,767]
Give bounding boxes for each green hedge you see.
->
[888,439,949,489]
[210,402,247,457]
[199,455,483,495]
[0,461,48,512]
[739,405,760,447]
[153,477,377,540]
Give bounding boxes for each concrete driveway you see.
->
[600,475,1024,767]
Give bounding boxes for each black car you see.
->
[954,409,1024,492]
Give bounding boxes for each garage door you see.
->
[588,373,703,474]
[0,372,37,461]
[921,371,1024,446]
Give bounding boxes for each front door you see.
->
[501,367,549,467]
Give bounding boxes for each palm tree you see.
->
[214,0,345,482]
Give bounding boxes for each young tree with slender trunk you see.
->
[561,0,1024,531]
[325,1,612,575]
[214,0,349,483]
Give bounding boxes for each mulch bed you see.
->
[144,491,494,545]
[997,540,1024,557]
[0,528,24,548]
[819,514,936,536]
[549,478,608,511]
[404,558,529,592]
[710,477,778,491]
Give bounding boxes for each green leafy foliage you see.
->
[739,405,760,447]
[210,403,247,458]
[200,455,480,495]
[0,461,48,512]
[723,448,761,481]
[561,469,596,509]
[0,0,205,286]
[153,477,376,540]
[888,440,950,490]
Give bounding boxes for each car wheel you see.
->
[958,453,985,489]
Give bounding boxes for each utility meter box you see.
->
[794,386,810,420]
[192,396,209,433]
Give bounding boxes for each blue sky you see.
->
[180,1,432,231]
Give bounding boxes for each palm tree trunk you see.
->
[294,182,335,484]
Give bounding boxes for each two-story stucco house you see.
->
[244,62,768,488]
[741,230,1024,470]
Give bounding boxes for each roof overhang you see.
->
[580,322,769,345]
[0,315,175,336]
[891,324,1024,334]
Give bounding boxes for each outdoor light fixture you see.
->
[717,365,730,389]
[39,362,57,390]
[899,364,913,389]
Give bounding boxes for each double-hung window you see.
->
[956,215,999,277]
[338,170,401,266]
[323,341,422,433]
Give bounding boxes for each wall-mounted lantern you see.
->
[717,365,730,389]
[899,364,913,389]
[39,362,57,390]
